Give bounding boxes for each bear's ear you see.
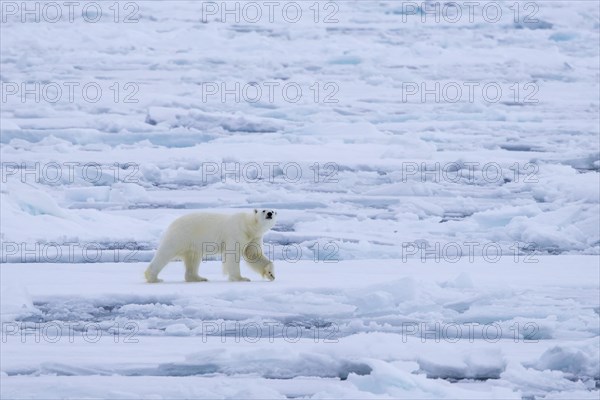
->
[254,209,258,214]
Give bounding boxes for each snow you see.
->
[1,258,598,398]
[1,0,599,398]
[531,340,600,379]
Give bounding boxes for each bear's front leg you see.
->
[229,275,251,282]
[222,259,250,282]
[225,261,250,281]
[243,243,275,281]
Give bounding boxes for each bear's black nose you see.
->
[266,212,273,219]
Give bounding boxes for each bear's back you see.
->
[167,212,249,239]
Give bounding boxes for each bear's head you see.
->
[254,209,277,231]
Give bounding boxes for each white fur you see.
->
[145,210,276,283]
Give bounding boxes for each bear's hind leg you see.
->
[184,251,207,282]
[145,247,174,283]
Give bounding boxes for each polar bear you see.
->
[145,209,276,283]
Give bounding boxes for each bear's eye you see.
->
[262,210,265,213]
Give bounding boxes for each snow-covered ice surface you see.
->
[1,0,599,399]
[1,259,599,399]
